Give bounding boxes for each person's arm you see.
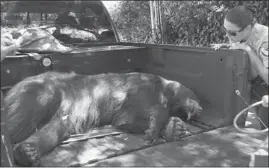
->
[1,41,20,61]
[210,38,235,50]
[245,46,268,84]
[1,32,33,62]
[231,42,268,85]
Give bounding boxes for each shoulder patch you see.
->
[261,47,268,56]
[260,42,268,57]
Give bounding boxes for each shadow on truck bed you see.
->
[40,126,266,167]
[87,126,266,167]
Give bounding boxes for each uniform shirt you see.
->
[246,24,269,167]
[245,23,268,69]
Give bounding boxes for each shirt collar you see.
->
[245,23,259,45]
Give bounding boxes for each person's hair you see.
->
[225,6,255,29]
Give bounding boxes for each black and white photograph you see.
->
[1,0,268,167]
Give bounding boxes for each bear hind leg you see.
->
[144,105,170,142]
[13,115,74,166]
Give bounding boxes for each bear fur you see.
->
[4,72,202,166]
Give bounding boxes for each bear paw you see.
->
[14,142,41,166]
[161,116,187,142]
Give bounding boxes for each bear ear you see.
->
[163,82,176,99]
[168,82,181,96]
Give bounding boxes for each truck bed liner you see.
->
[39,120,258,167]
[86,126,267,167]
[40,119,212,167]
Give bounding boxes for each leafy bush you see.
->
[110,1,268,47]
[110,1,151,43]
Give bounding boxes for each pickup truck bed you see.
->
[40,111,266,167]
[88,126,266,167]
[40,124,266,167]
[3,43,262,167]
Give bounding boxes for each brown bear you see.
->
[4,72,202,166]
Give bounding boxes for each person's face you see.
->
[223,18,251,43]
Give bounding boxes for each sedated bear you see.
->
[4,72,202,166]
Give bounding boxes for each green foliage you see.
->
[110,1,269,46]
[111,1,151,43]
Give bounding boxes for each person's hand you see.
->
[261,95,268,107]
[210,43,229,50]
[229,42,250,51]
[1,34,17,60]
[1,33,15,47]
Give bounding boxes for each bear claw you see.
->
[14,143,41,166]
[162,116,187,142]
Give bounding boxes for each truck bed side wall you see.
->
[1,44,251,128]
[143,44,250,127]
